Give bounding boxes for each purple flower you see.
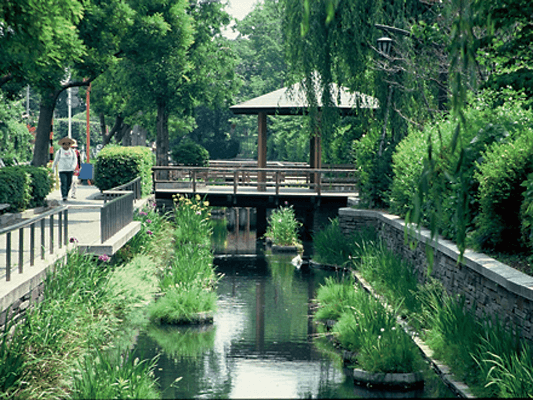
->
[146,219,152,224]
[147,230,153,235]
[284,201,289,206]
[139,211,148,216]
[69,237,78,243]
[98,254,110,262]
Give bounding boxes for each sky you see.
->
[223,0,263,39]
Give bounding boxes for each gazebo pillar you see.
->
[309,115,322,188]
[257,112,267,191]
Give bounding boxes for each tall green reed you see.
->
[264,204,302,246]
[71,345,160,399]
[0,308,27,399]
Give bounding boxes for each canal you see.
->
[134,208,457,398]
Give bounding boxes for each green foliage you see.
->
[171,139,209,167]
[264,205,302,247]
[520,173,533,251]
[0,166,31,212]
[473,131,533,251]
[390,96,533,244]
[0,308,27,398]
[312,218,370,267]
[314,276,360,321]
[0,95,34,164]
[18,165,53,208]
[314,277,420,374]
[351,128,393,208]
[93,145,154,195]
[71,346,160,400]
[148,193,217,325]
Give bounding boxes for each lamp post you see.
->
[377,36,393,58]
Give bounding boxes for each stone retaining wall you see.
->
[339,208,533,343]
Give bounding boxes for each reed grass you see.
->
[314,276,421,374]
[71,345,160,399]
[341,221,533,398]
[7,203,172,399]
[264,204,302,246]
[312,218,375,266]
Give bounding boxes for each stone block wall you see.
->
[339,208,533,343]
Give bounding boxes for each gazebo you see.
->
[229,80,379,186]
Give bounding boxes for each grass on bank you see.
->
[321,222,533,398]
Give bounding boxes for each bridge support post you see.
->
[256,206,267,239]
[257,112,267,192]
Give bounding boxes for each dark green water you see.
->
[133,210,457,398]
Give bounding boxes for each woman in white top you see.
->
[52,137,78,201]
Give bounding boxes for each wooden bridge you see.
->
[153,162,358,237]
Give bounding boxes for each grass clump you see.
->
[312,218,375,267]
[148,194,218,324]
[314,277,421,374]
[264,204,302,247]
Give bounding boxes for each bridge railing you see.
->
[152,166,357,195]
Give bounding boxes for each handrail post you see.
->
[18,227,24,274]
[317,170,322,195]
[49,214,54,254]
[234,170,238,194]
[30,222,35,266]
[192,169,197,193]
[275,171,280,195]
[6,232,11,281]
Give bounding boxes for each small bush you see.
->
[18,165,53,208]
[264,205,302,247]
[93,145,154,196]
[520,173,533,251]
[352,128,393,208]
[0,166,31,212]
[473,132,533,251]
[171,139,209,167]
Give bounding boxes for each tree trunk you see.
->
[156,100,169,167]
[31,90,60,167]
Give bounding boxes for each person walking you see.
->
[52,137,78,202]
[70,139,82,199]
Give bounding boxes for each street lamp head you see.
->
[377,36,393,57]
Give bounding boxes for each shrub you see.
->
[93,145,154,196]
[18,165,53,208]
[473,132,533,251]
[0,166,31,212]
[171,139,209,166]
[352,128,393,208]
[389,96,532,243]
[520,173,533,251]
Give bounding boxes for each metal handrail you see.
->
[100,191,134,243]
[103,176,142,203]
[0,205,68,281]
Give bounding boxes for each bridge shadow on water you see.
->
[132,207,457,399]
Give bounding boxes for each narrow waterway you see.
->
[133,208,457,399]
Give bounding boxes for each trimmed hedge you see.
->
[93,145,154,197]
[0,167,32,212]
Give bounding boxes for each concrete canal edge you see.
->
[351,368,424,390]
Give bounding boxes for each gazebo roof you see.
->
[230,81,379,115]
